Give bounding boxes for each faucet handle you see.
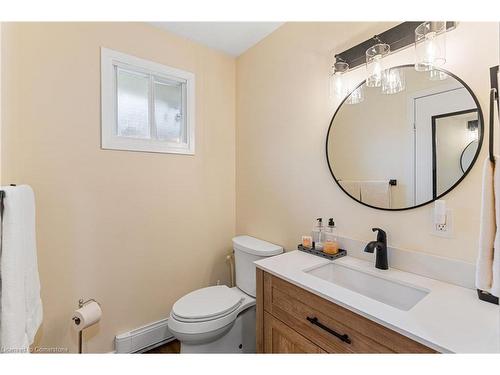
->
[371,228,387,243]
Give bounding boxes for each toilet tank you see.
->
[232,235,283,297]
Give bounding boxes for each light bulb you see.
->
[425,34,438,64]
[373,56,382,77]
[334,73,344,98]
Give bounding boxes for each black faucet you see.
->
[364,228,388,270]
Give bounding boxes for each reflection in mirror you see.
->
[327,66,483,210]
[432,110,479,198]
[461,140,479,173]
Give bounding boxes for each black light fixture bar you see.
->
[335,21,456,70]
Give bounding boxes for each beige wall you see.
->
[1,22,236,353]
[236,22,499,263]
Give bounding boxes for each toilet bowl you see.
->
[168,285,256,352]
[167,236,283,353]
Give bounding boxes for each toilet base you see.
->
[180,306,256,353]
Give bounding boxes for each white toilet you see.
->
[167,235,283,353]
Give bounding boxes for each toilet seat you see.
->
[168,286,255,337]
[172,285,243,322]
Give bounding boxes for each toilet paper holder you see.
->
[72,298,101,354]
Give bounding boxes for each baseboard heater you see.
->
[115,318,174,353]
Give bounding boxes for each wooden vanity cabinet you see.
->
[264,312,327,353]
[256,268,436,354]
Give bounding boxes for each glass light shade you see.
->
[381,68,406,95]
[429,68,448,81]
[366,43,390,87]
[415,21,446,71]
[346,85,365,104]
[333,72,346,98]
[329,61,349,99]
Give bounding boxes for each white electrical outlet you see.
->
[431,209,453,238]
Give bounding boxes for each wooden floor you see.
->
[144,339,180,354]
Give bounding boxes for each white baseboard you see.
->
[115,317,174,353]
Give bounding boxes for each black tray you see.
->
[298,244,347,261]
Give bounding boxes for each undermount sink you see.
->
[305,262,429,311]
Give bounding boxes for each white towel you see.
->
[476,158,500,297]
[339,180,361,200]
[0,185,43,352]
[360,181,391,209]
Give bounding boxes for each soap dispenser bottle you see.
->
[312,218,324,250]
[323,218,340,255]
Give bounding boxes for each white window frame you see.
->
[101,47,195,154]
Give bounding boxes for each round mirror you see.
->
[326,65,483,210]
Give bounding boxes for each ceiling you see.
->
[150,22,284,56]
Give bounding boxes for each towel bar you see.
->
[0,190,5,219]
[477,66,500,305]
[489,65,499,163]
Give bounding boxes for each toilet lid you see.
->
[172,285,243,321]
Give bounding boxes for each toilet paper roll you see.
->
[72,301,102,331]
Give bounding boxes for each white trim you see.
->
[101,47,195,155]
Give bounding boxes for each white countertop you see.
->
[255,250,500,353]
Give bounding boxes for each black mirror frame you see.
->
[325,64,485,211]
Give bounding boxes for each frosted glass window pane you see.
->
[116,68,150,139]
[154,80,185,143]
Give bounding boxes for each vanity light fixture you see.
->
[330,58,350,100]
[366,40,390,87]
[415,21,447,72]
[329,22,456,103]
[381,67,406,95]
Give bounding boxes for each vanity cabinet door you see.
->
[264,312,326,354]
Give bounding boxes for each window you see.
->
[101,48,195,154]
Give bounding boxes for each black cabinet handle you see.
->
[306,316,351,344]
